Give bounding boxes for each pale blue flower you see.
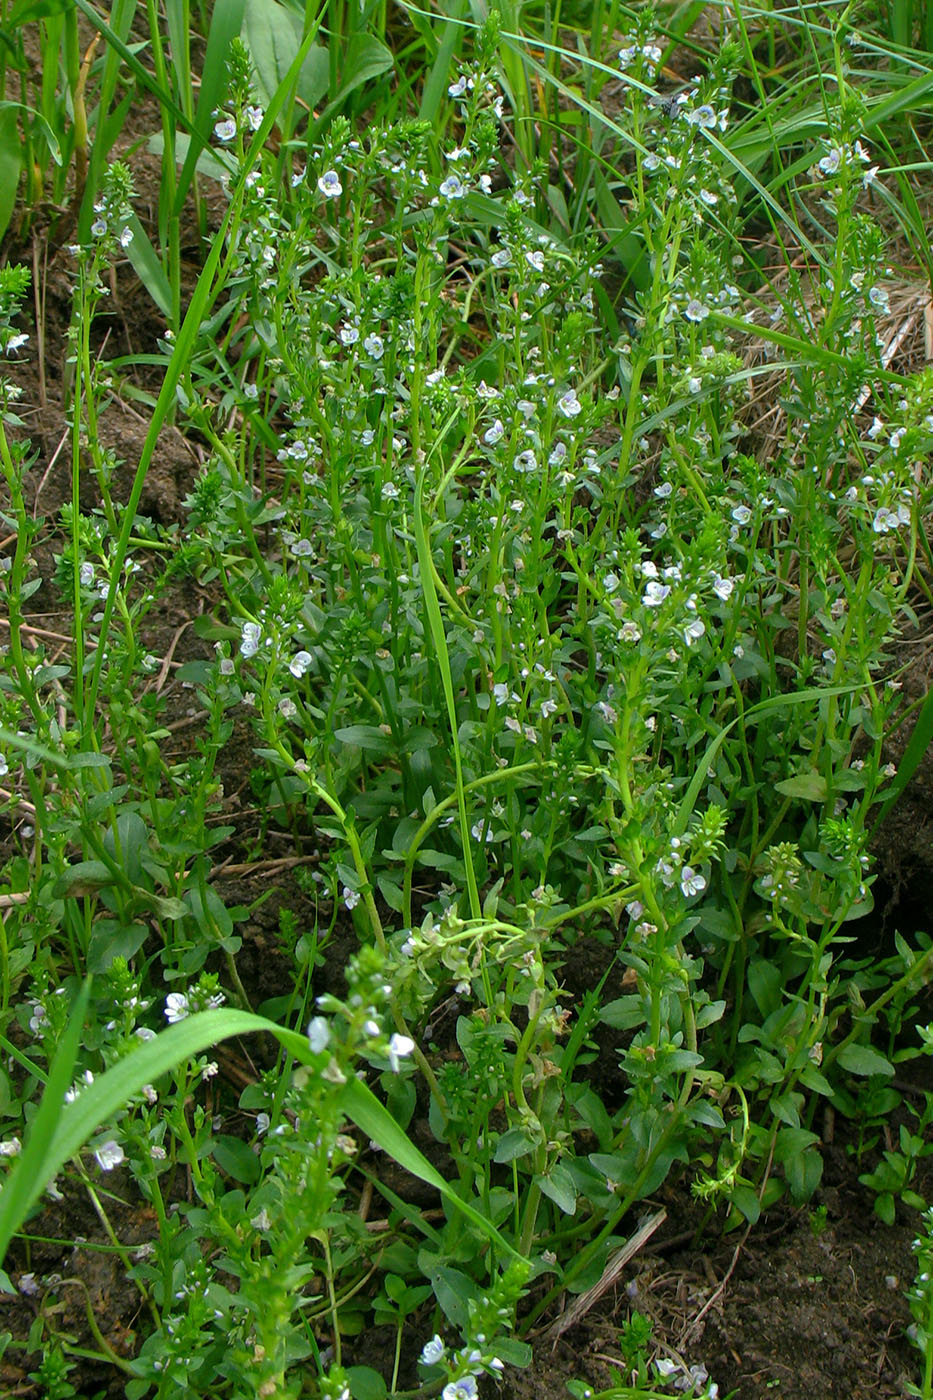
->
[420,1334,445,1365]
[318,169,343,198]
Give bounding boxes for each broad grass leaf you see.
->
[175,0,249,212]
[0,107,22,246]
[0,1010,521,1274]
[242,0,328,110]
[0,983,91,1272]
[334,33,393,103]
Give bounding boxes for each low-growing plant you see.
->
[1,2,932,1397]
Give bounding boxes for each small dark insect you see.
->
[649,88,691,117]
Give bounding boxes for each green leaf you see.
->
[87,920,149,973]
[334,33,393,103]
[774,772,828,802]
[242,0,328,109]
[786,1147,823,1203]
[730,1183,761,1224]
[747,958,782,1019]
[0,983,91,1263]
[211,1134,261,1184]
[535,1163,577,1216]
[870,681,933,841]
[0,1010,522,1272]
[53,861,116,899]
[0,107,20,247]
[425,1263,477,1330]
[117,216,174,320]
[837,1044,895,1078]
[493,1127,535,1164]
[346,1367,388,1400]
[334,725,395,755]
[494,1337,533,1368]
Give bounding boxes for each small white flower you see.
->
[643,581,671,607]
[684,299,709,322]
[448,75,468,97]
[873,506,899,533]
[240,621,262,658]
[439,174,465,199]
[308,1017,331,1054]
[0,1137,22,1157]
[363,334,384,360]
[681,866,706,898]
[513,449,537,473]
[245,104,264,131]
[557,389,582,418]
[91,218,107,238]
[818,147,842,176]
[119,224,134,248]
[201,1061,219,1080]
[540,698,558,718]
[525,250,545,272]
[420,1334,445,1366]
[214,117,237,143]
[251,1208,272,1231]
[443,1377,477,1400]
[339,323,359,346]
[387,1033,415,1072]
[289,650,313,678]
[683,617,706,646]
[484,419,505,445]
[491,247,511,268]
[868,285,889,314]
[317,169,343,198]
[343,886,361,910]
[164,992,190,1023]
[5,331,28,353]
[94,1140,125,1171]
[712,574,734,601]
[731,504,752,525]
[19,1272,40,1296]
